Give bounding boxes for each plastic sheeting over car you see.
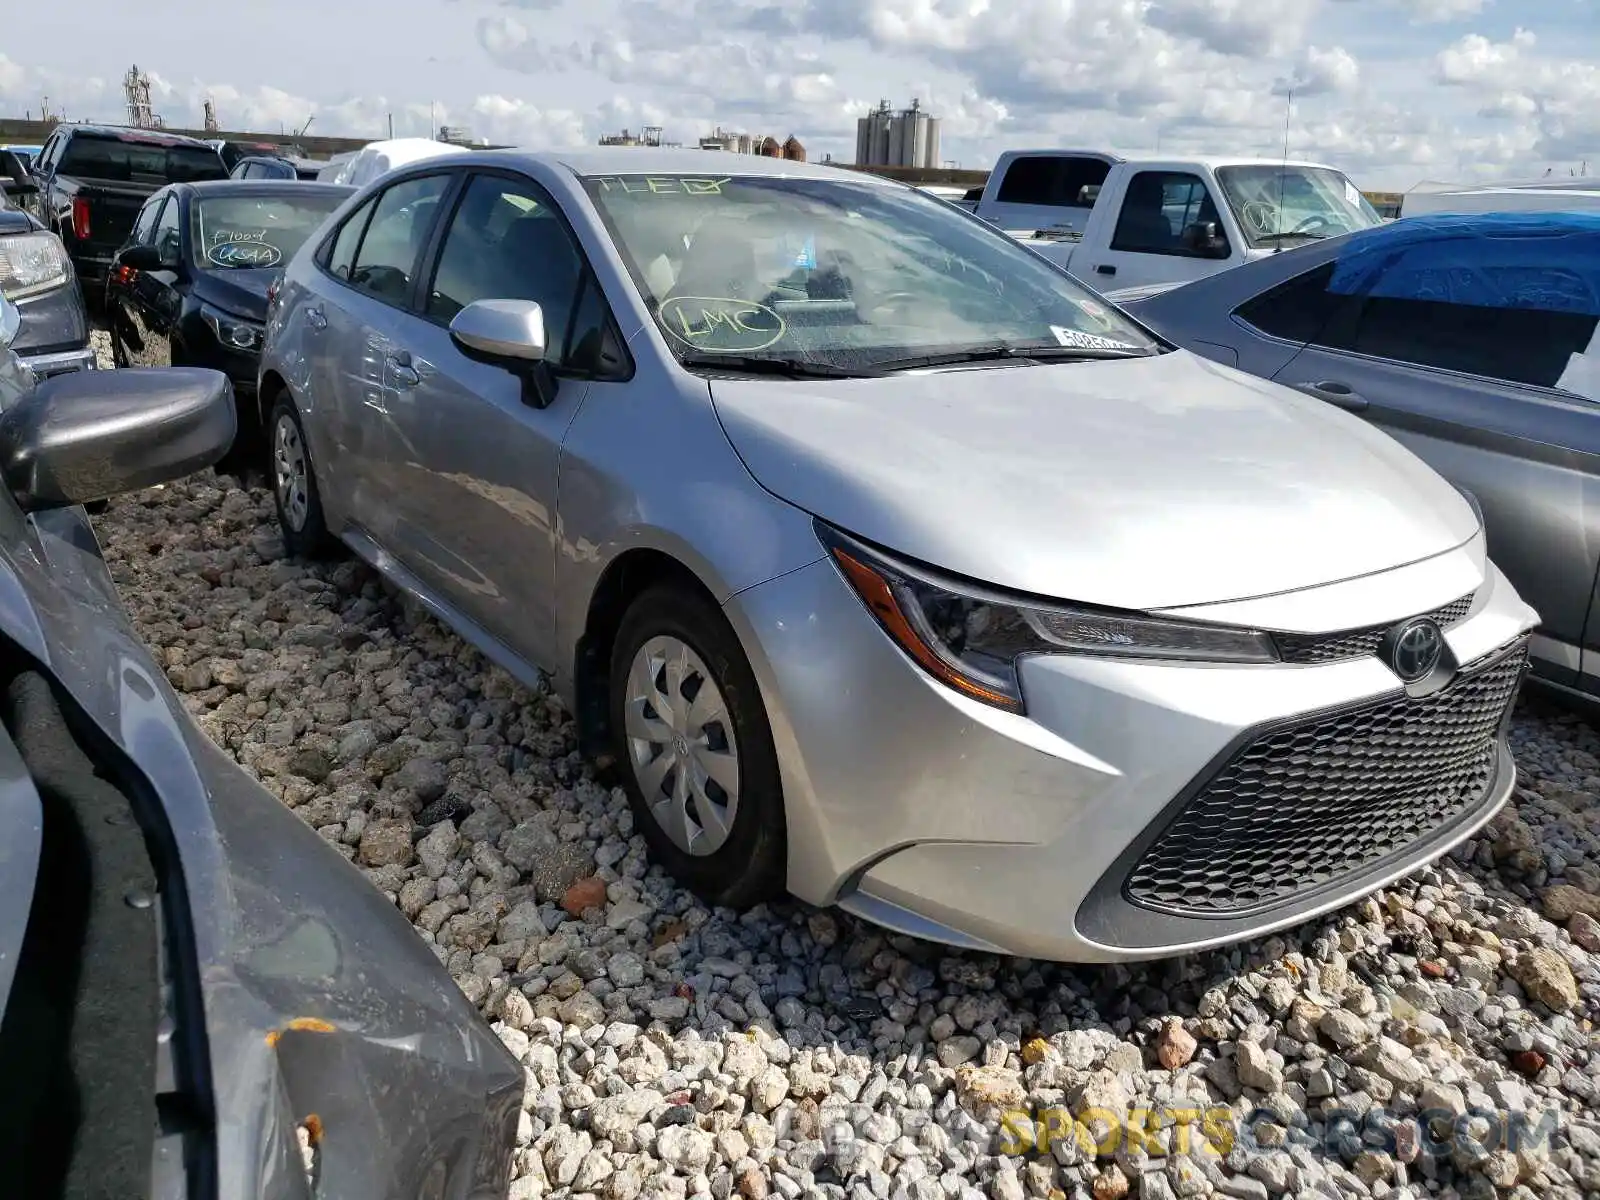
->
[316,138,470,189]
[1327,212,1600,315]
[1328,212,1600,401]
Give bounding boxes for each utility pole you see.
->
[388,113,395,139]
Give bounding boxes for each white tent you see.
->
[319,139,470,189]
[1401,178,1600,218]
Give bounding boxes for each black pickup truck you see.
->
[22,126,227,301]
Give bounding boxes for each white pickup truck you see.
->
[967,150,1383,293]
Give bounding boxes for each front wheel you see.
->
[608,583,787,909]
[267,397,340,560]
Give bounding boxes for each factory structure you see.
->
[855,98,941,170]
[596,125,807,160]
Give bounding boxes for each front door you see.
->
[1090,170,1232,292]
[113,195,185,368]
[1270,240,1600,685]
[379,170,605,670]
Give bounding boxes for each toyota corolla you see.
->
[257,148,1538,962]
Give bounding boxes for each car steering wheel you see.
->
[1291,213,1336,236]
[861,291,921,320]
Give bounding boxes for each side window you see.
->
[34,135,60,174]
[324,196,377,282]
[994,156,1111,209]
[424,174,592,370]
[348,173,452,305]
[1235,262,1344,344]
[1335,250,1600,389]
[153,198,182,263]
[131,195,165,246]
[1110,171,1228,257]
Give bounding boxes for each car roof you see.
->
[56,123,218,149]
[177,180,355,199]
[442,145,902,186]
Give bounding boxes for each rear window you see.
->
[58,134,226,184]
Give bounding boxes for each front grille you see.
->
[1273,593,1475,665]
[1124,638,1527,917]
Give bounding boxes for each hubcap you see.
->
[273,414,310,532]
[624,635,741,857]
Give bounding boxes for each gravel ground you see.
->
[94,474,1600,1200]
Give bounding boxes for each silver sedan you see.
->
[257,148,1536,962]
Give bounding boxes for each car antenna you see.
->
[1275,86,1292,253]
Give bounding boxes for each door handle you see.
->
[1296,380,1368,412]
[1094,264,1117,276]
[387,354,420,388]
[305,306,327,331]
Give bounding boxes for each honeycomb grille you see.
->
[1124,638,1527,917]
[1273,594,1475,666]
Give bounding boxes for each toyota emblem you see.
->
[1383,617,1444,683]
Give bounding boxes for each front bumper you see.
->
[724,543,1537,963]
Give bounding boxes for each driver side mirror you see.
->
[1181,221,1230,259]
[119,243,174,273]
[0,366,237,512]
[449,299,557,409]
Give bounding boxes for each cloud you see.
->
[1273,45,1362,97]
[3,0,1597,190]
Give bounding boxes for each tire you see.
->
[267,396,340,560]
[609,583,787,910]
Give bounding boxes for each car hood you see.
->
[709,349,1479,610]
[194,267,276,322]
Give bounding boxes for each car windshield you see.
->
[58,134,226,184]
[191,193,346,271]
[581,172,1163,372]
[1216,165,1382,248]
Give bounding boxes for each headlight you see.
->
[0,232,70,300]
[819,523,1278,714]
[200,302,263,351]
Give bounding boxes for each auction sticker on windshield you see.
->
[1050,325,1136,351]
[660,296,786,352]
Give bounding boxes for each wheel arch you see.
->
[571,547,721,773]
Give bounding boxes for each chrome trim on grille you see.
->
[1273,592,1475,665]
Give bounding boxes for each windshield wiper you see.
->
[1255,230,1331,244]
[874,343,1149,372]
[677,352,885,379]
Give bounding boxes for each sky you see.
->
[2,0,1598,190]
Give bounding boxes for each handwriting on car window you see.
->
[590,176,732,196]
[660,296,786,351]
[207,241,282,268]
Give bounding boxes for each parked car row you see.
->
[233,146,1539,964]
[104,179,354,474]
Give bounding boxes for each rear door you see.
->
[307,171,456,542]
[378,168,620,668]
[1270,233,1600,686]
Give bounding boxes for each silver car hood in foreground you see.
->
[710,349,1480,611]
